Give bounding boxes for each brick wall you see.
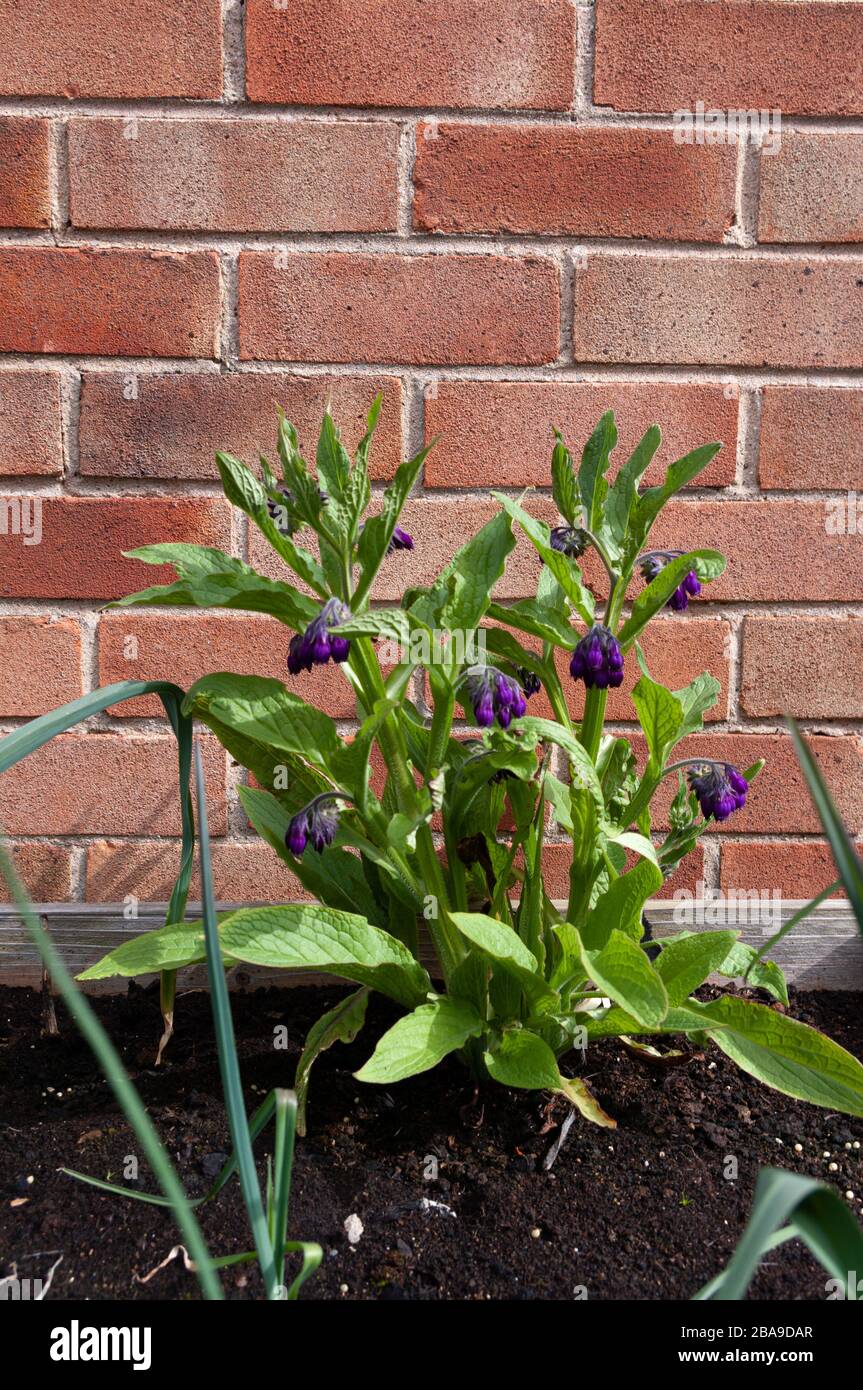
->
[0,0,861,908]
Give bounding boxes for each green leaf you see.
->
[606,830,660,869]
[113,544,320,629]
[627,442,723,558]
[438,510,516,637]
[578,411,616,532]
[216,452,328,593]
[653,930,738,1006]
[450,912,555,1007]
[696,1168,863,1301]
[551,429,579,527]
[584,1001,708,1040]
[582,858,665,949]
[354,997,482,1083]
[700,995,863,1117]
[604,425,661,549]
[483,1029,616,1127]
[674,671,722,736]
[184,672,340,769]
[487,598,576,649]
[632,667,685,767]
[788,718,863,929]
[618,550,726,650]
[355,442,432,605]
[220,904,431,1009]
[77,922,208,980]
[575,927,669,1027]
[493,494,595,626]
[295,988,369,1135]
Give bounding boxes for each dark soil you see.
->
[1,982,861,1301]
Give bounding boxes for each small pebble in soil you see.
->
[794,1143,803,1153]
[344,1213,364,1245]
[829,1163,839,1172]
[846,1191,855,1200]
[530,1228,541,1239]
[855,1142,861,1150]
[339,1284,349,1295]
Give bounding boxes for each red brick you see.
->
[574,253,863,369]
[250,495,558,601]
[414,124,735,241]
[720,841,856,901]
[86,838,307,903]
[239,252,559,366]
[0,370,63,476]
[0,734,226,836]
[0,249,220,358]
[759,133,863,244]
[636,733,863,837]
[759,387,863,490]
[69,117,399,233]
[594,1,863,116]
[647,500,863,603]
[425,381,737,489]
[79,372,403,481]
[246,0,574,111]
[98,612,360,719]
[0,497,230,600]
[741,618,863,720]
[0,842,73,903]
[0,0,222,99]
[0,117,51,227]
[0,617,82,716]
[551,617,730,724]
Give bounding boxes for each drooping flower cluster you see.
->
[638,551,701,612]
[517,667,542,699]
[462,668,527,729]
[387,524,414,554]
[569,625,625,689]
[287,599,351,674]
[285,794,342,856]
[688,762,748,822]
[550,525,589,558]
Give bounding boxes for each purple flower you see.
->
[462,668,527,730]
[550,526,588,559]
[287,599,351,675]
[688,763,748,822]
[569,625,624,690]
[285,795,342,857]
[517,667,542,699]
[387,525,414,555]
[638,551,702,613]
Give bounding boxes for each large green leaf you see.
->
[700,995,863,1117]
[659,932,789,1006]
[450,911,555,1007]
[603,425,661,550]
[113,544,320,628]
[295,988,369,1134]
[438,510,516,638]
[575,927,669,1028]
[551,430,579,527]
[219,904,431,1009]
[215,451,328,593]
[578,410,616,533]
[483,1028,616,1127]
[354,997,482,1083]
[184,672,340,769]
[355,441,433,605]
[631,668,685,768]
[487,598,576,649]
[653,930,738,1006]
[582,858,665,949]
[78,921,211,980]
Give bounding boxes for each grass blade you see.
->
[273,1088,297,1283]
[283,1241,324,1300]
[193,740,278,1298]
[0,839,221,1300]
[744,878,841,983]
[788,716,863,928]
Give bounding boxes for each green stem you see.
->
[578,686,608,764]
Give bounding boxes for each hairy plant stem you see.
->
[579,685,609,764]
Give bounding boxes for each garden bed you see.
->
[2,981,861,1302]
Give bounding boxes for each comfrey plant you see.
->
[57,404,863,1127]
